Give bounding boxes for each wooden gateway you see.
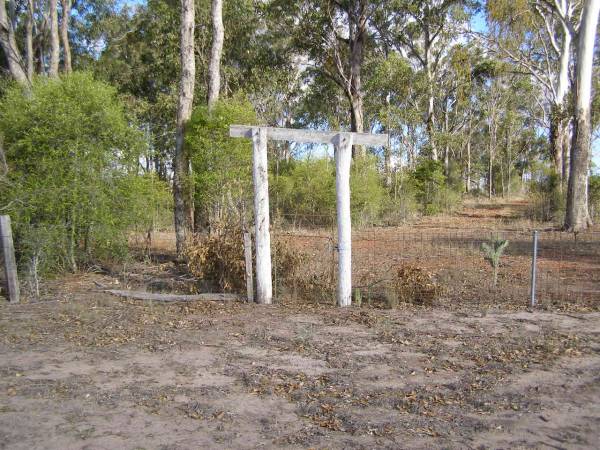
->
[230,125,388,307]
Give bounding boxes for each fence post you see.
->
[251,127,273,304]
[530,230,538,308]
[243,230,254,303]
[0,215,20,304]
[334,133,353,307]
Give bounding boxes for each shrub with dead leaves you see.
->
[274,238,336,304]
[390,264,441,306]
[186,226,247,293]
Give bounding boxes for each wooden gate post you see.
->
[243,230,254,303]
[334,133,353,307]
[251,127,273,304]
[231,124,387,307]
[0,215,20,303]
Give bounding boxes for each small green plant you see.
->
[481,238,509,286]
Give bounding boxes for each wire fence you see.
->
[2,213,598,311]
[271,218,600,310]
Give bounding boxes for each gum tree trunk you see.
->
[551,19,572,187]
[466,137,471,193]
[48,0,60,78]
[443,102,450,175]
[424,34,437,161]
[562,122,570,181]
[550,110,565,180]
[25,0,34,80]
[0,0,28,84]
[488,119,496,199]
[328,0,367,159]
[207,0,223,111]
[565,0,599,231]
[173,0,196,258]
[60,0,72,73]
[348,0,366,158]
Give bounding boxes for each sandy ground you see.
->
[1,284,599,449]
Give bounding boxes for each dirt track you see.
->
[1,288,599,449]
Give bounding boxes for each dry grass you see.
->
[390,264,441,306]
[186,227,247,293]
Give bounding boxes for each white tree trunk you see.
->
[0,0,29,84]
[48,0,60,78]
[335,133,353,307]
[349,29,365,158]
[466,135,471,193]
[207,0,223,111]
[25,0,34,80]
[252,128,273,304]
[425,39,438,161]
[556,22,571,104]
[60,0,72,73]
[173,0,196,258]
[551,21,572,183]
[565,0,599,231]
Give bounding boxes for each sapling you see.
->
[481,238,509,286]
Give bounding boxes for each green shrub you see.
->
[527,171,565,223]
[187,96,258,227]
[272,155,386,227]
[271,158,336,226]
[381,170,419,224]
[589,175,600,222]
[350,155,387,225]
[0,72,167,275]
[410,159,461,215]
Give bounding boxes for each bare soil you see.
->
[1,200,599,449]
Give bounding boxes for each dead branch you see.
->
[104,289,242,303]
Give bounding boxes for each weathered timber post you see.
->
[335,133,353,307]
[243,230,254,303]
[230,125,387,307]
[0,215,20,303]
[252,127,273,304]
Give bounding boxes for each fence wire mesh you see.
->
[271,216,600,310]
[4,213,598,311]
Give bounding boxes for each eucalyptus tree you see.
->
[565,0,600,231]
[270,0,381,158]
[436,43,480,181]
[60,0,72,73]
[173,0,196,258]
[0,0,30,83]
[364,51,415,183]
[49,0,60,77]
[95,0,181,180]
[0,0,117,83]
[25,0,34,79]
[373,0,474,161]
[485,0,581,184]
[207,0,223,111]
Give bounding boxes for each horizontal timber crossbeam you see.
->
[230,125,388,147]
